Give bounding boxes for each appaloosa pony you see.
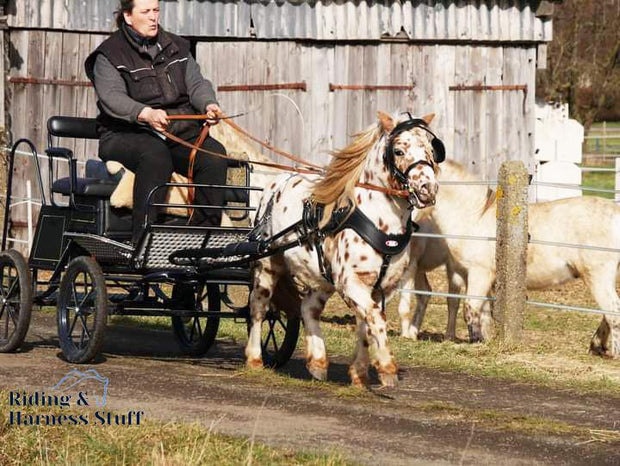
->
[246,111,443,386]
[398,160,620,358]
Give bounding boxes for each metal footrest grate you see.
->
[136,226,251,270]
[64,232,133,264]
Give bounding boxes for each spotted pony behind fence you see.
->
[245,111,442,386]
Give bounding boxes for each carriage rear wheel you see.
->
[0,250,33,353]
[57,256,108,364]
[171,283,220,356]
[247,306,301,369]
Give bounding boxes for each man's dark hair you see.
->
[115,0,134,29]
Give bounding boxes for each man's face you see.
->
[124,0,160,38]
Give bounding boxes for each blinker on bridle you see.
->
[383,113,446,208]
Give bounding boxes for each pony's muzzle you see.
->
[414,180,439,208]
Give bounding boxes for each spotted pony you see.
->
[245,111,442,387]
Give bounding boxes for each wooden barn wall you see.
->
[196,41,535,175]
[6,29,535,250]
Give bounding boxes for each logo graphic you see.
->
[52,369,109,407]
[385,240,399,247]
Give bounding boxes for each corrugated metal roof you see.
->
[7,0,553,42]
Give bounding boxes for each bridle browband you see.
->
[383,114,445,208]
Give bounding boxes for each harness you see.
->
[301,200,418,293]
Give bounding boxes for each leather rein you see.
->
[163,114,413,200]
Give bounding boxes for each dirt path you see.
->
[1,314,619,465]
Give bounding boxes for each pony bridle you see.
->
[383,116,445,208]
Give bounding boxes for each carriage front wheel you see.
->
[247,306,301,368]
[57,256,108,364]
[171,283,220,356]
[0,250,33,353]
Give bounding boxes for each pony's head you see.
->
[378,111,441,209]
[312,111,442,226]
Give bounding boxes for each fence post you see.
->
[495,161,529,344]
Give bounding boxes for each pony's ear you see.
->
[421,113,436,125]
[377,111,395,133]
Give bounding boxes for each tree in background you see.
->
[537,0,620,129]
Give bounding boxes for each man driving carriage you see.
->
[85,0,228,245]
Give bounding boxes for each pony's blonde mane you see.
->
[311,123,383,225]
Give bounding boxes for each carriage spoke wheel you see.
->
[57,256,107,364]
[0,250,33,353]
[249,306,300,369]
[171,283,220,356]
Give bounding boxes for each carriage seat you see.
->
[48,116,250,204]
[47,116,119,198]
[51,160,122,197]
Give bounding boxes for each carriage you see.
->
[0,115,301,365]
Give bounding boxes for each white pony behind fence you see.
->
[398,160,620,358]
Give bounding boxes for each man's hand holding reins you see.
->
[205,103,221,126]
[138,107,169,132]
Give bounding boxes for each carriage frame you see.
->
[0,115,300,365]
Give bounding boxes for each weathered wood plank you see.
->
[58,32,80,159]
[84,33,107,160]
[434,45,456,157]
[452,45,472,170]
[362,45,377,129]
[469,46,485,176]
[331,44,349,151]
[485,46,505,179]
[72,33,92,168]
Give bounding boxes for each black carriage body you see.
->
[29,200,132,270]
[4,115,299,366]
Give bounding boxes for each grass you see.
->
[205,274,620,397]
[585,121,620,155]
[580,166,615,199]
[0,391,350,466]
[100,273,620,397]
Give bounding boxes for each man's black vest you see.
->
[85,25,195,136]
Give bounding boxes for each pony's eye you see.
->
[394,148,405,157]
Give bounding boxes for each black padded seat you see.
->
[48,116,99,140]
[52,177,119,197]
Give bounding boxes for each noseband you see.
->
[383,116,445,207]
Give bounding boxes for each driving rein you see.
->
[162,114,438,202]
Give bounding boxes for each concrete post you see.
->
[495,161,529,344]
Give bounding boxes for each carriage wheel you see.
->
[0,250,33,353]
[57,256,108,364]
[171,283,220,356]
[248,306,301,369]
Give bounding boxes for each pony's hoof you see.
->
[349,367,369,388]
[308,366,328,381]
[468,325,483,343]
[379,372,399,388]
[246,358,264,370]
[590,340,613,359]
[444,332,456,342]
[401,326,419,341]
[307,358,329,381]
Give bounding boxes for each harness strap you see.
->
[186,123,211,216]
[338,208,417,256]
